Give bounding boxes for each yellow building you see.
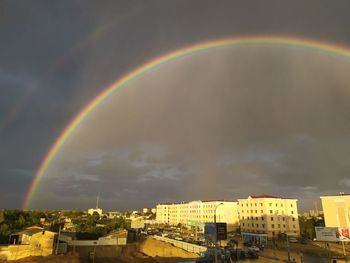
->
[321,193,350,228]
[156,200,239,231]
[238,195,300,242]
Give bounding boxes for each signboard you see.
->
[204,223,227,242]
[216,223,227,241]
[204,223,216,242]
[315,227,350,242]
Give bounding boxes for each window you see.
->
[292,218,295,221]
[261,216,265,220]
[282,217,285,221]
[262,224,265,228]
[260,203,263,206]
[242,223,245,226]
[291,204,293,207]
[256,217,258,220]
[269,203,272,206]
[255,203,257,206]
[271,224,275,228]
[242,216,244,220]
[275,203,278,207]
[261,210,263,213]
[291,211,294,214]
[256,224,259,228]
[283,224,285,228]
[270,210,273,214]
[255,210,257,213]
[271,217,274,221]
[293,225,295,228]
[278,224,280,228]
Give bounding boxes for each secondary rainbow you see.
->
[23,36,350,209]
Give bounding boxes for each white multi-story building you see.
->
[156,200,239,231]
[238,195,300,243]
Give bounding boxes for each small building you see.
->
[5,226,57,260]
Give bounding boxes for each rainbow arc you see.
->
[23,36,350,209]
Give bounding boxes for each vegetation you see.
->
[73,214,128,240]
[0,210,45,244]
[299,216,325,239]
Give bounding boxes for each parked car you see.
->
[289,237,298,243]
[248,245,260,252]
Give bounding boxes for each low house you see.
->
[3,226,57,260]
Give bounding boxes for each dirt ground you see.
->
[0,253,80,263]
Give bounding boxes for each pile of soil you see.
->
[138,238,199,262]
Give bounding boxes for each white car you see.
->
[248,246,260,252]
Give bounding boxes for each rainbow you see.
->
[22,36,350,209]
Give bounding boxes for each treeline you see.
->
[74,214,129,240]
[0,210,45,244]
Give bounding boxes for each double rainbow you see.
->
[22,36,350,209]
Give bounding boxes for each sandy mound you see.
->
[139,238,199,259]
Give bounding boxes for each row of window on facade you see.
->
[241,216,296,221]
[241,223,297,229]
[240,209,294,215]
[240,203,294,208]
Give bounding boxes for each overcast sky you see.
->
[1,1,350,211]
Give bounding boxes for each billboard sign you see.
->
[204,223,216,242]
[216,223,227,241]
[315,227,350,242]
[204,223,227,242]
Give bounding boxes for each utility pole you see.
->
[214,203,224,263]
[55,225,61,255]
[286,234,290,262]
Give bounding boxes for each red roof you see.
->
[250,195,281,199]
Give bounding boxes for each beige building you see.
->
[2,227,57,260]
[321,193,350,228]
[238,195,300,241]
[156,200,239,231]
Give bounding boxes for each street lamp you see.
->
[214,202,224,263]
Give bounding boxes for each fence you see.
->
[153,236,207,254]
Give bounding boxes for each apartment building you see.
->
[156,200,239,231]
[320,193,350,228]
[238,195,300,242]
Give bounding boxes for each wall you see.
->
[153,236,207,254]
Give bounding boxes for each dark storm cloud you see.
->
[2,0,350,209]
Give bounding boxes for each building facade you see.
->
[156,200,239,231]
[238,195,300,240]
[321,194,350,228]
